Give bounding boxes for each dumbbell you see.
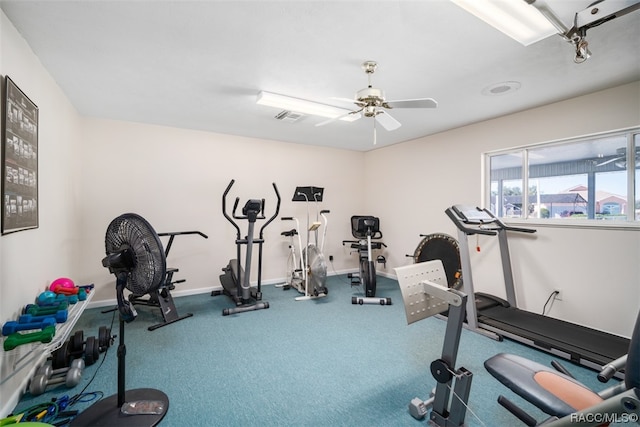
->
[52,330,100,369]
[2,317,55,336]
[35,358,85,378]
[98,326,114,352]
[37,291,78,305]
[29,361,84,396]
[19,310,68,324]
[70,331,101,365]
[3,326,56,351]
[24,301,68,316]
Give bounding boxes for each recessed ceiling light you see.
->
[482,81,521,96]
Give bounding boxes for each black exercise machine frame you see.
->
[342,215,390,305]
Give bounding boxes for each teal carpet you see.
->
[13,275,623,426]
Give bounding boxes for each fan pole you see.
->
[117,318,126,407]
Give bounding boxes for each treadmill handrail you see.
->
[488,210,536,234]
[445,207,536,236]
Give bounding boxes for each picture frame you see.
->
[2,76,39,234]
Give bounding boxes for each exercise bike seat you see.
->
[484,353,603,417]
[281,229,298,237]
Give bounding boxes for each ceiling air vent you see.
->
[275,110,305,123]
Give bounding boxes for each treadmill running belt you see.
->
[480,305,630,366]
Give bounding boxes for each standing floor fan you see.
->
[71,213,169,426]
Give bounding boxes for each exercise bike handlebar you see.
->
[158,231,208,239]
[158,230,209,258]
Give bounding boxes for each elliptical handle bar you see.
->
[259,183,281,238]
[222,179,241,238]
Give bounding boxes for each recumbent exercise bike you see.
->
[343,215,390,305]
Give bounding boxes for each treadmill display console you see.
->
[452,205,495,224]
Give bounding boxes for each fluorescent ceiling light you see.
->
[257,91,358,122]
[450,0,558,46]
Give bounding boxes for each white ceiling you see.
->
[1,0,639,152]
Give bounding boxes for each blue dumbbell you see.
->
[2,317,56,336]
[19,310,68,324]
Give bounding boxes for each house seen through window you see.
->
[486,128,639,223]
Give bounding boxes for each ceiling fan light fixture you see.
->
[450,0,558,46]
[257,91,357,121]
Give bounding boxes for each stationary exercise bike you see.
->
[212,179,281,315]
[276,216,304,292]
[342,215,390,305]
[286,186,330,300]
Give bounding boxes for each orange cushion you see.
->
[534,371,603,411]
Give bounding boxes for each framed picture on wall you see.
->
[2,76,39,234]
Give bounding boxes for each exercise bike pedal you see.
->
[347,273,361,287]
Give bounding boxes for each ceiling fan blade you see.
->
[384,98,438,109]
[330,96,358,104]
[596,156,623,166]
[315,110,361,127]
[375,110,401,131]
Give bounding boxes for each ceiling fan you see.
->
[317,61,437,144]
[596,146,640,167]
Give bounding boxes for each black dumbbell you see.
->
[51,331,99,369]
[68,330,100,366]
[30,361,84,396]
[98,326,114,352]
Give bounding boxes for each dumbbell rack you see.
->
[0,289,94,419]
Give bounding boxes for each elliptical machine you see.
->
[342,215,390,305]
[212,179,281,315]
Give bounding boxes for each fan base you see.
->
[70,388,168,427]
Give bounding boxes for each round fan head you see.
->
[104,213,166,295]
[413,233,462,290]
[304,245,326,292]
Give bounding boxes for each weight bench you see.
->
[106,230,208,331]
[485,309,640,426]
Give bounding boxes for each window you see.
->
[485,128,639,224]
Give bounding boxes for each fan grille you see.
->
[105,213,166,295]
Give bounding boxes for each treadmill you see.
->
[445,205,630,374]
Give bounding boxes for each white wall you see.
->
[364,81,640,337]
[75,118,366,302]
[1,11,83,415]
